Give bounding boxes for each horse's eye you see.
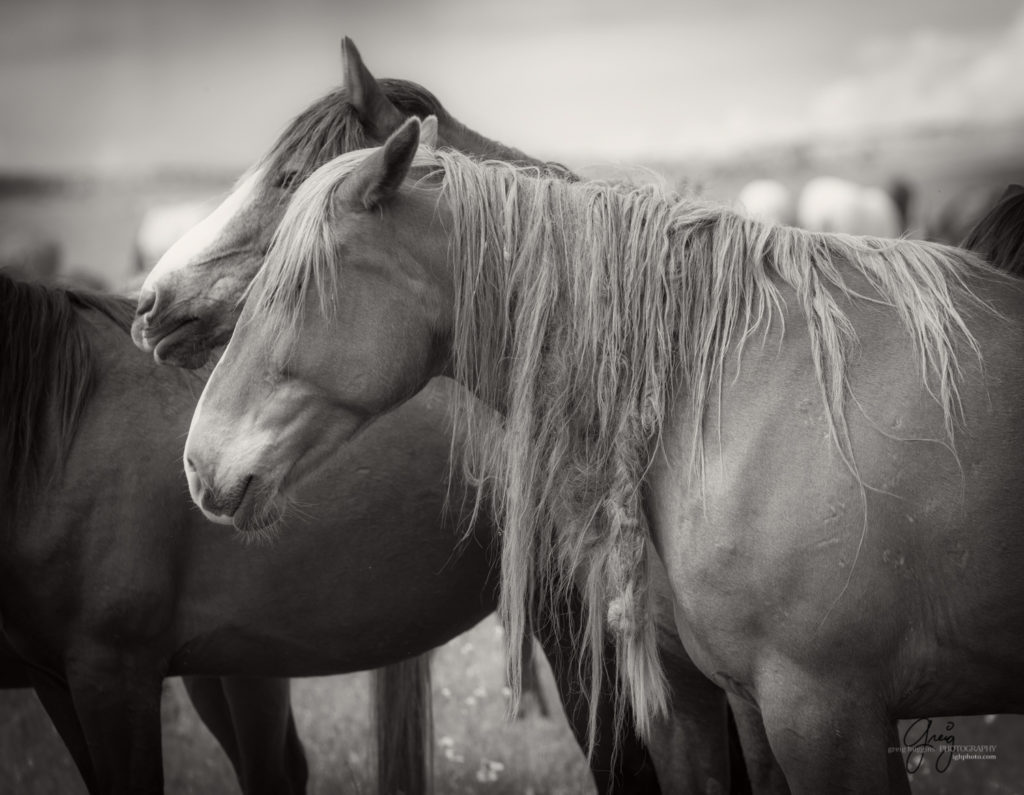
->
[273,170,300,191]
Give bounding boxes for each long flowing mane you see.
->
[0,273,135,520]
[252,144,1000,745]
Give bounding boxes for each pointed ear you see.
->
[342,118,422,211]
[340,36,405,137]
[419,115,438,148]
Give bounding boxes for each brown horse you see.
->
[130,39,761,793]
[1,265,663,793]
[184,120,1024,793]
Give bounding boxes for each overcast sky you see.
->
[1,0,1022,174]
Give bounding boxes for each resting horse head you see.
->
[183,121,447,527]
[132,37,552,368]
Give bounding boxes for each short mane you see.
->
[0,273,135,521]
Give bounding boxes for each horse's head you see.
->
[184,120,453,530]
[131,37,460,369]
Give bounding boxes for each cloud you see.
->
[807,5,1024,135]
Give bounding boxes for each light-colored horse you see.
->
[183,119,1024,793]
[736,179,795,226]
[797,175,909,237]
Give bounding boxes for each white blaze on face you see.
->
[141,168,265,292]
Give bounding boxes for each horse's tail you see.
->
[374,654,433,795]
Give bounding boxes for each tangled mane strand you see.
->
[0,275,135,522]
[429,148,994,745]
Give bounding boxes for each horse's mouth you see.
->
[231,478,285,538]
[151,317,211,368]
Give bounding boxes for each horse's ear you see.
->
[419,115,438,148]
[342,118,421,211]
[340,37,405,137]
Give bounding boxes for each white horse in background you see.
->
[133,199,218,273]
[736,179,796,226]
[797,176,909,237]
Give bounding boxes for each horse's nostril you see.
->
[136,289,157,318]
[185,456,197,472]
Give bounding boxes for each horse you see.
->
[736,179,795,226]
[959,184,1024,274]
[797,175,911,237]
[130,37,556,370]
[183,117,1024,793]
[925,183,1009,245]
[129,38,766,793]
[0,265,667,794]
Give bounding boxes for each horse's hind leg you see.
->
[28,668,99,793]
[221,676,308,795]
[758,670,909,795]
[726,694,790,794]
[183,676,242,773]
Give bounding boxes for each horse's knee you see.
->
[758,673,898,794]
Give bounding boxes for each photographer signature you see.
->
[902,718,955,773]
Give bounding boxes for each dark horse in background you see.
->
[130,37,768,794]
[0,265,660,794]
[960,184,1024,274]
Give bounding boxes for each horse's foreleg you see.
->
[644,635,734,795]
[64,650,164,795]
[758,671,909,795]
[534,598,662,795]
[726,694,789,794]
[220,676,308,795]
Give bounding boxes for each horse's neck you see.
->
[79,309,205,410]
[444,119,548,169]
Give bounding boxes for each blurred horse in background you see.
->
[736,179,795,226]
[797,175,911,236]
[0,233,61,280]
[133,198,218,274]
[925,183,1009,244]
